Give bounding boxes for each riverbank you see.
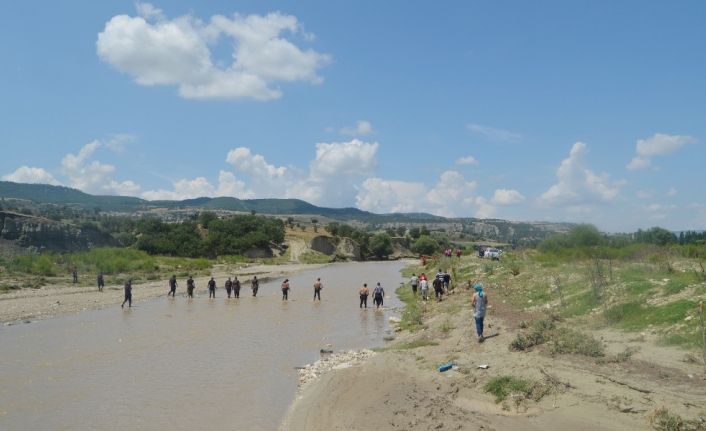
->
[0,262,327,324]
[280,258,706,431]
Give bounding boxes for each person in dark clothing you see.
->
[359,284,369,308]
[443,271,451,294]
[187,277,195,298]
[167,275,177,298]
[208,277,216,298]
[281,279,290,300]
[233,277,241,298]
[72,267,78,284]
[432,277,444,302]
[225,277,233,298]
[313,278,323,301]
[373,283,385,308]
[251,276,259,297]
[97,273,104,292]
[121,281,132,308]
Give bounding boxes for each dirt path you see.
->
[281,285,706,430]
[0,263,327,324]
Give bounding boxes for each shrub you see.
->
[484,376,533,403]
[369,233,394,259]
[510,319,605,357]
[411,235,439,256]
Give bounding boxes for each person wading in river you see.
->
[225,277,233,298]
[167,275,177,298]
[281,279,290,300]
[187,276,195,298]
[313,278,323,301]
[121,281,132,308]
[208,277,216,298]
[233,276,241,298]
[359,283,369,308]
[251,276,259,297]
[373,283,385,308]
[97,272,104,292]
[471,284,488,342]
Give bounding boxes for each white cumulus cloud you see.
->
[455,156,480,166]
[96,4,331,101]
[141,170,253,200]
[340,121,375,136]
[538,142,620,206]
[626,133,697,171]
[490,189,525,205]
[2,167,62,186]
[61,141,142,196]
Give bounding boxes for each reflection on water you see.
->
[0,262,406,431]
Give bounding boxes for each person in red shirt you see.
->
[422,256,427,265]
[457,249,462,258]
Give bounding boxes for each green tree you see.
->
[198,211,218,229]
[411,235,439,256]
[409,227,421,239]
[566,224,603,248]
[396,226,407,237]
[420,225,430,236]
[369,233,394,259]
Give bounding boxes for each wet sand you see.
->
[0,261,407,431]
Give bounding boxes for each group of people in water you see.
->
[115,275,388,310]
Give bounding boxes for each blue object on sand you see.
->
[438,362,455,372]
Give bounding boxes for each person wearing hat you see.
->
[281,279,291,300]
[471,284,488,342]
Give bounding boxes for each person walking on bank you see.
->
[233,276,241,298]
[281,279,290,300]
[359,284,369,308]
[225,277,233,298]
[121,281,132,308]
[167,275,177,298]
[97,272,104,292]
[443,271,451,295]
[433,276,443,302]
[472,284,488,342]
[251,276,259,297]
[373,283,385,308]
[187,276,195,298]
[420,277,429,301]
[208,277,216,298]
[72,266,78,284]
[313,278,323,301]
[410,274,419,296]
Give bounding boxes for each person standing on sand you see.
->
[420,277,429,301]
[187,276,195,298]
[373,283,385,308]
[410,274,419,296]
[432,276,443,302]
[359,284,369,308]
[167,275,177,298]
[233,277,241,298]
[251,276,259,297]
[121,281,132,308]
[472,284,488,342]
[97,272,104,292]
[72,267,78,284]
[225,277,233,298]
[313,278,323,301]
[208,277,216,298]
[281,279,290,300]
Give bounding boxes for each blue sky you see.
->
[1,1,704,232]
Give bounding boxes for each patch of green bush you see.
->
[510,319,605,357]
[484,376,533,403]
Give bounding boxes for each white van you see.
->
[484,247,500,260]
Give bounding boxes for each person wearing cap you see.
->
[281,279,291,300]
[471,284,488,342]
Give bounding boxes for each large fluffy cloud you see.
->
[141,170,253,200]
[490,189,525,205]
[60,141,141,196]
[626,133,697,171]
[2,167,62,186]
[96,4,331,100]
[538,142,620,206]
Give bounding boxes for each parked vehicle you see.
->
[477,244,489,258]
[484,247,500,260]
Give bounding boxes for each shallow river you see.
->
[0,261,407,431]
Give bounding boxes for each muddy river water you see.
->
[0,261,407,431]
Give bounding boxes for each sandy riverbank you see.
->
[0,262,327,324]
[280,285,706,430]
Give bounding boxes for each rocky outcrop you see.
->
[0,211,120,252]
[309,235,362,261]
[390,237,416,259]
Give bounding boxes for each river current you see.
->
[0,261,407,430]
